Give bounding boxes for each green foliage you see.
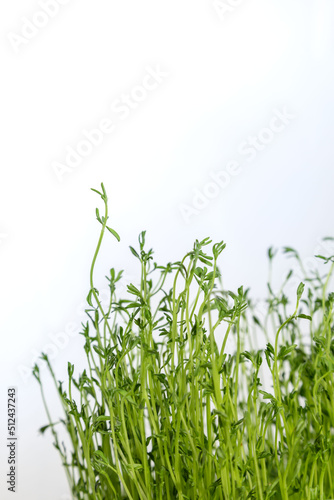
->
[36,184,334,500]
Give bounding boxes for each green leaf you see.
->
[315,254,327,260]
[106,226,120,242]
[232,418,244,429]
[268,247,277,260]
[199,237,212,247]
[205,269,221,281]
[67,362,74,378]
[93,450,108,464]
[116,389,137,406]
[283,246,298,256]
[297,282,305,300]
[257,451,272,459]
[259,390,275,401]
[198,254,213,266]
[139,231,146,250]
[86,288,99,307]
[265,343,275,356]
[212,241,226,259]
[255,352,262,367]
[240,351,254,364]
[123,462,143,472]
[286,269,293,280]
[297,314,312,321]
[39,424,54,435]
[93,345,106,358]
[277,344,297,360]
[315,254,334,263]
[127,284,142,297]
[90,188,102,196]
[94,416,111,425]
[129,246,140,259]
[253,316,262,327]
[32,364,41,383]
[96,207,102,223]
[101,182,107,199]
[125,302,142,309]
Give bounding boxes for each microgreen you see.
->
[35,184,334,499]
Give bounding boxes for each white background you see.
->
[1,1,334,498]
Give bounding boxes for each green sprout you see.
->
[35,184,334,500]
